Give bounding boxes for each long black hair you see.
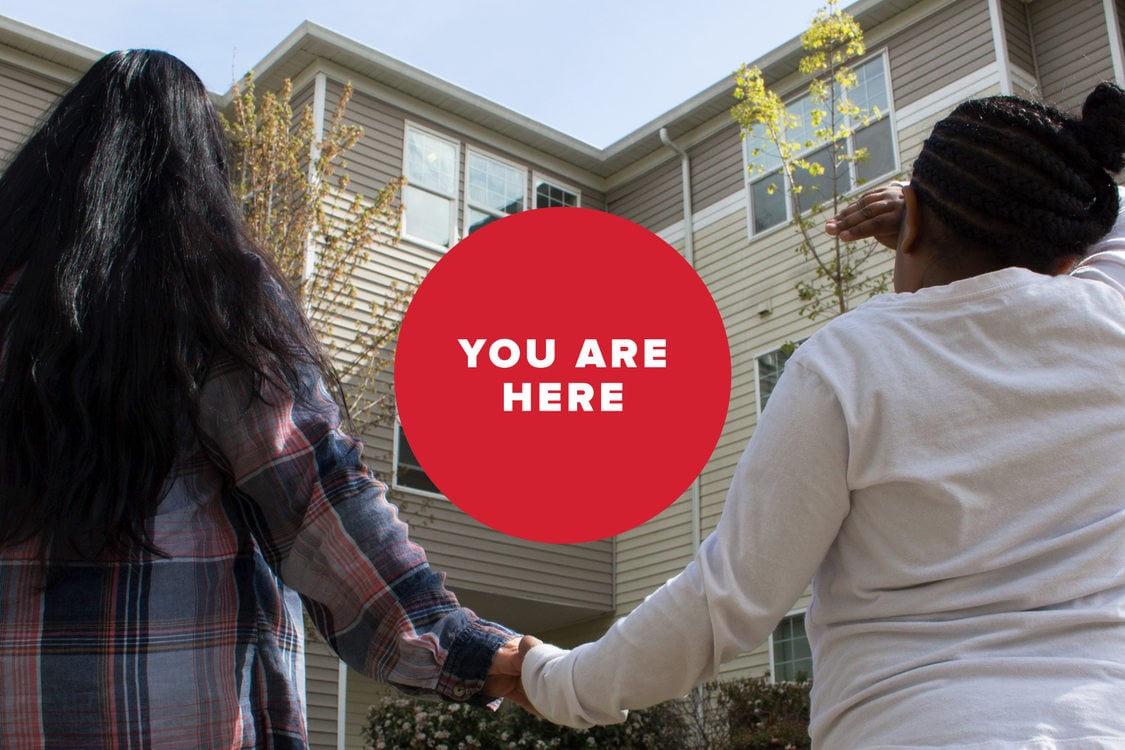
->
[911,82,1125,272]
[0,50,335,558]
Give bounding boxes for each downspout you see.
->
[987,0,1012,95]
[1103,0,1125,84]
[661,122,708,749]
[336,661,349,750]
[659,127,702,557]
[305,72,328,285]
[305,71,350,750]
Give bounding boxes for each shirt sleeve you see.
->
[521,360,851,727]
[196,355,514,704]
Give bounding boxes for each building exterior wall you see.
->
[306,638,344,750]
[1030,0,1116,111]
[0,57,69,166]
[607,155,683,233]
[887,0,995,108]
[1003,0,1036,76]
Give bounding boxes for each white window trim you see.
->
[532,172,582,209]
[767,607,809,684]
[742,51,899,240]
[391,417,446,500]
[402,121,461,252]
[463,146,528,237]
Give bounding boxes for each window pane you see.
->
[852,117,895,187]
[744,123,783,174]
[403,185,453,247]
[405,130,456,195]
[535,181,578,208]
[397,425,441,494]
[787,95,820,148]
[468,153,525,215]
[792,144,848,211]
[772,614,813,682]
[751,170,786,234]
[758,345,796,410]
[467,207,501,235]
[851,58,889,114]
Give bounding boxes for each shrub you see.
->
[359,676,811,749]
[360,695,691,750]
[717,676,811,750]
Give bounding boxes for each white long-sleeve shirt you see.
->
[523,266,1125,748]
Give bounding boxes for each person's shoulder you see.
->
[1072,249,1125,299]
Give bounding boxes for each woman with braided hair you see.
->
[518,83,1125,747]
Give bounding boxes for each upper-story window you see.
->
[534,175,580,208]
[743,54,897,237]
[466,150,526,235]
[402,124,581,249]
[404,125,459,248]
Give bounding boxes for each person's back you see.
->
[519,83,1125,748]
[0,50,524,749]
[797,268,1125,746]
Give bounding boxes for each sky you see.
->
[0,0,833,147]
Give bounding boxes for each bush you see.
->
[360,676,810,750]
[718,676,811,750]
[361,695,691,750]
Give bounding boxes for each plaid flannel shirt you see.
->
[0,291,513,748]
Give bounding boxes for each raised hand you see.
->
[825,181,908,249]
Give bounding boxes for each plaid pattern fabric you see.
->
[0,346,512,749]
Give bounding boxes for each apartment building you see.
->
[1,0,1119,746]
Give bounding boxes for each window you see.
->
[756,343,799,413]
[534,175,580,209]
[394,422,441,495]
[744,55,896,236]
[404,125,459,248]
[771,613,813,682]
[466,150,526,235]
[402,125,582,246]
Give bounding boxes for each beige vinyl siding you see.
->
[689,123,745,216]
[888,0,995,109]
[1029,0,1115,112]
[607,156,684,233]
[0,58,69,168]
[305,638,342,750]
[1003,0,1035,76]
[326,79,406,200]
[291,79,315,125]
[1120,0,1125,61]
[345,671,397,750]
[613,490,696,609]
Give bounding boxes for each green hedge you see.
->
[361,676,811,750]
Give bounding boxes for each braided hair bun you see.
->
[1067,81,1125,173]
[910,82,1125,273]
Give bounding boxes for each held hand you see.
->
[482,635,543,712]
[825,181,907,249]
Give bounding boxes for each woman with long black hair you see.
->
[0,49,523,748]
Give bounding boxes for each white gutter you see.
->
[659,127,702,555]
